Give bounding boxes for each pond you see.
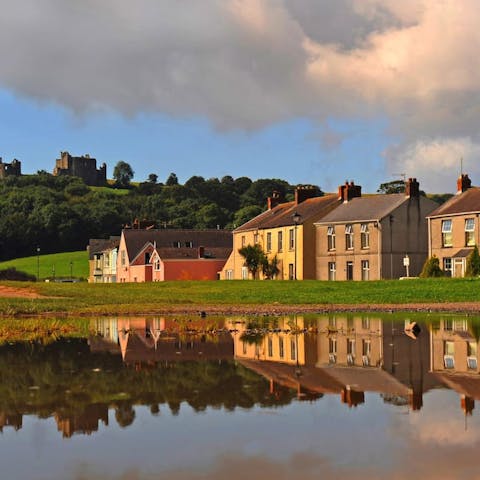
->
[0,313,479,479]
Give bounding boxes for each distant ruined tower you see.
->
[0,158,21,179]
[53,151,106,186]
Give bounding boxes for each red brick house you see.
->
[116,229,232,282]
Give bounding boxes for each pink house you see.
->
[116,228,232,282]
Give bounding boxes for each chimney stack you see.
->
[457,174,472,194]
[338,181,361,203]
[267,190,282,210]
[405,178,420,198]
[295,185,320,205]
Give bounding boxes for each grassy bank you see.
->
[1,278,480,316]
[0,250,89,280]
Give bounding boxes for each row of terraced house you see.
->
[88,174,480,282]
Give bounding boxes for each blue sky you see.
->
[1,1,479,193]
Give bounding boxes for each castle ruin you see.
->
[0,158,21,179]
[53,152,106,186]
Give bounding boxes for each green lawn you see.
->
[0,277,479,316]
[0,251,89,280]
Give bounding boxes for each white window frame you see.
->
[266,232,272,252]
[465,218,475,246]
[327,226,336,251]
[442,219,453,247]
[360,223,370,249]
[361,259,370,281]
[345,224,354,250]
[328,261,336,281]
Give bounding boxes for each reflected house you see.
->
[426,174,480,277]
[116,226,232,282]
[430,317,480,414]
[315,316,412,407]
[232,316,316,366]
[55,404,109,438]
[97,317,235,366]
[0,412,22,432]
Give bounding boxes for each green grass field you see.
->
[0,251,89,280]
[0,277,479,316]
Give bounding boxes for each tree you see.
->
[238,244,266,279]
[166,172,179,186]
[420,256,444,277]
[147,173,158,184]
[466,246,480,277]
[113,161,134,187]
[262,255,280,280]
[377,180,405,194]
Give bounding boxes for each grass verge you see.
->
[0,277,480,316]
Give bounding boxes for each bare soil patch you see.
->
[0,285,42,299]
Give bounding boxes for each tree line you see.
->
[0,170,305,260]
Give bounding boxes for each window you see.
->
[360,224,370,249]
[266,232,272,252]
[254,233,259,244]
[185,241,193,248]
[268,337,273,357]
[121,250,126,266]
[241,266,249,280]
[444,340,455,369]
[241,236,246,247]
[173,241,181,248]
[226,269,233,279]
[329,338,337,354]
[362,317,370,330]
[361,260,369,281]
[278,231,283,252]
[347,339,355,365]
[145,252,151,264]
[289,229,295,250]
[327,226,336,251]
[442,219,452,247]
[443,258,452,277]
[154,259,161,271]
[328,262,336,281]
[104,254,110,267]
[467,342,477,370]
[362,339,371,366]
[242,341,247,355]
[465,218,475,246]
[279,337,284,358]
[345,224,354,250]
[290,339,296,361]
[444,319,453,331]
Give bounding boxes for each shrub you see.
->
[420,256,444,278]
[0,267,37,281]
[466,246,480,277]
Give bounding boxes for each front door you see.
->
[346,261,354,280]
[453,258,465,278]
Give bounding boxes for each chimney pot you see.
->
[457,174,472,193]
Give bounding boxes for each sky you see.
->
[1,0,480,193]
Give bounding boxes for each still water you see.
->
[1,313,480,479]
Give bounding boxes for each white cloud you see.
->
[384,137,480,192]
[1,0,480,182]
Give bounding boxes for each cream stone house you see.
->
[315,179,438,280]
[221,186,342,280]
[426,174,480,277]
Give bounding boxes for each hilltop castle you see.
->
[53,151,106,186]
[0,158,21,179]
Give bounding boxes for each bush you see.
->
[466,246,480,277]
[0,267,37,281]
[420,256,444,278]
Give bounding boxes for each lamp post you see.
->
[70,261,73,280]
[36,246,40,281]
[292,211,301,280]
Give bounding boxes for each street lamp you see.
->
[36,246,40,281]
[70,261,73,280]
[292,211,301,280]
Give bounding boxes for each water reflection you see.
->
[1,313,480,440]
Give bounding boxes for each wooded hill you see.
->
[0,172,307,261]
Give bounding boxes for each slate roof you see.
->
[316,194,408,224]
[235,194,341,232]
[122,229,232,261]
[427,187,480,217]
[87,236,120,260]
